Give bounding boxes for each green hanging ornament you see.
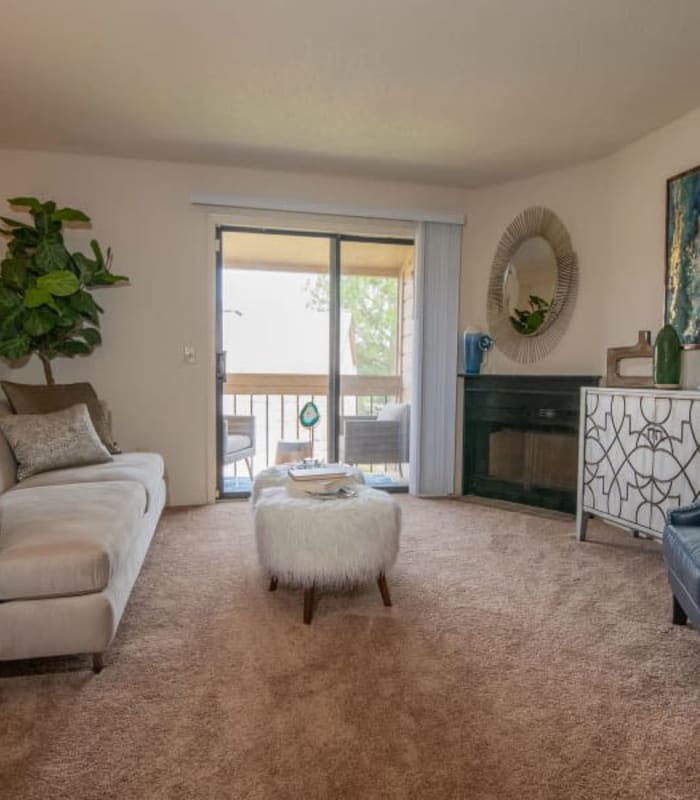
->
[654,324,682,388]
[299,400,320,428]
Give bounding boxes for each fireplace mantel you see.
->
[461,374,600,513]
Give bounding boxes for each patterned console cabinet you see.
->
[577,388,700,541]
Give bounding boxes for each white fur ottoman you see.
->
[254,485,401,623]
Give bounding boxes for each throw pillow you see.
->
[0,380,121,454]
[376,403,409,424]
[0,403,113,481]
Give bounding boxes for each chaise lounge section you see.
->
[0,401,165,671]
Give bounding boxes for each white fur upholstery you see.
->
[254,485,400,588]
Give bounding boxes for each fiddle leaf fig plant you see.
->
[0,197,127,384]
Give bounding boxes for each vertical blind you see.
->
[410,222,463,496]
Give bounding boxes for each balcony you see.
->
[222,372,408,494]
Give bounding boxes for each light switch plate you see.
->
[184,345,197,364]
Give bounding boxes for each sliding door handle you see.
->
[216,351,227,383]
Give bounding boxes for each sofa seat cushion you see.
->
[10,452,164,511]
[0,481,147,601]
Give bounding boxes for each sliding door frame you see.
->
[215,224,413,497]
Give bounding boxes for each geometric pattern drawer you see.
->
[578,388,700,539]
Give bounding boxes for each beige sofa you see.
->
[0,401,165,671]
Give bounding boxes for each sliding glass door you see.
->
[216,226,413,498]
[338,239,414,488]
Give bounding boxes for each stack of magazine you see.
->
[287,464,356,499]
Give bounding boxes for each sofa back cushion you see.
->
[0,400,17,493]
[0,381,120,454]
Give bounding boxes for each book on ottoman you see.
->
[287,464,355,497]
[288,464,352,481]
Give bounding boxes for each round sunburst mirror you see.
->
[487,206,578,363]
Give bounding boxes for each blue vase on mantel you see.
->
[463,332,493,375]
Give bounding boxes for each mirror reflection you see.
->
[503,236,558,335]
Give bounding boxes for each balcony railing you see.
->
[223,373,404,474]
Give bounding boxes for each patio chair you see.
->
[222,415,256,478]
[340,402,410,473]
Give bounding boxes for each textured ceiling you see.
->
[2,1,700,188]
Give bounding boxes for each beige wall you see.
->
[607,105,700,391]
[0,151,467,504]
[460,158,612,376]
[461,105,700,387]
[1,104,699,503]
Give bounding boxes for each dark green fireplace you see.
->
[461,374,600,513]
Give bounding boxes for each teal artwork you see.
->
[299,401,320,428]
[666,166,700,347]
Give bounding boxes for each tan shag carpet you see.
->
[1,496,699,799]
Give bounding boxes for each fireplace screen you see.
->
[462,375,599,513]
[488,429,577,491]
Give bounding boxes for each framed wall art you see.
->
[666,165,700,349]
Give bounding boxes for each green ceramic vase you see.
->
[654,324,682,388]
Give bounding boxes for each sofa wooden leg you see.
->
[377,573,392,607]
[92,653,105,673]
[303,586,315,625]
[672,595,688,626]
[268,576,278,592]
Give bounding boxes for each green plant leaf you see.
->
[37,269,80,297]
[56,306,81,328]
[90,239,106,268]
[53,207,90,223]
[0,286,20,309]
[79,326,102,346]
[0,216,33,230]
[0,333,32,359]
[89,270,128,286]
[6,226,38,250]
[34,240,69,273]
[34,211,50,237]
[55,339,92,356]
[70,252,96,284]
[7,197,42,212]
[69,290,101,323]
[1,256,29,289]
[23,308,57,337]
[24,286,54,308]
[0,305,24,337]
[23,287,61,313]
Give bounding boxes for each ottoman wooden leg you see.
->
[303,586,315,625]
[268,576,278,592]
[377,573,392,607]
[673,595,688,625]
